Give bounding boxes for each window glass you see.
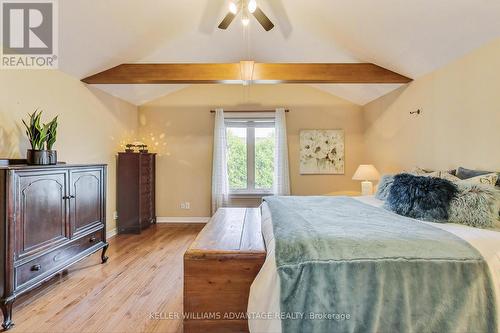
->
[227,127,247,190]
[226,119,275,193]
[255,127,275,190]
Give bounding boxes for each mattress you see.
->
[248,196,500,333]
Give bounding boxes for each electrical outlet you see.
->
[180,202,191,210]
[113,211,118,220]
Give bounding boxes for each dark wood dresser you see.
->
[0,163,108,330]
[117,152,156,234]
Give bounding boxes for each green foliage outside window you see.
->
[227,130,247,189]
[255,135,274,189]
[227,129,275,190]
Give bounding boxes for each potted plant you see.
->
[22,110,59,165]
[46,116,58,164]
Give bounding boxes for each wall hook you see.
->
[410,109,421,115]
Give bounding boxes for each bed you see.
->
[248,196,500,333]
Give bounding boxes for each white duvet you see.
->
[247,196,500,333]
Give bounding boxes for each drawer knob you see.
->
[89,236,97,243]
[31,264,41,271]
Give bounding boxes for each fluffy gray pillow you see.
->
[448,183,500,228]
[375,175,394,201]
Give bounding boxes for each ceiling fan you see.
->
[218,0,275,31]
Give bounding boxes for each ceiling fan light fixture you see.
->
[229,1,238,14]
[218,0,273,31]
[240,60,255,85]
[248,0,257,13]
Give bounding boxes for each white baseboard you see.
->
[106,228,117,239]
[156,217,210,224]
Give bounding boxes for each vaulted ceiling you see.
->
[61,0,500,106]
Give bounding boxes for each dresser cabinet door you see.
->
[69,168,105,238]
[15,170,69,259]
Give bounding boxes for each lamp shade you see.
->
[352,165,380,181]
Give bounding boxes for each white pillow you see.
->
[422,171,460,182]
[406,167,433,176]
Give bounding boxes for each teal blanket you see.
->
[264,196,497,333]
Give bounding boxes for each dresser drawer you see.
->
[15,230,103,288]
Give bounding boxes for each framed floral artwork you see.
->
[299,129,345,174]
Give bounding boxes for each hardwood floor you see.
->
[10,224,204,333]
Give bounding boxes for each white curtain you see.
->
[273,108,291,195]
[211,108,229,214]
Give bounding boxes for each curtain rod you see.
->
[210,109,289,113]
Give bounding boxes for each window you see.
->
[226,118,275,194]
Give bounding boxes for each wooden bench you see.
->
[184,208,266,333]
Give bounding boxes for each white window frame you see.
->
[225,117,275,196]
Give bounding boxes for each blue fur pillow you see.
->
[375,174,394,201]
[385,173,458,221]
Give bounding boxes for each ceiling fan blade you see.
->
[218,12,236,30]
[253,7,274,31]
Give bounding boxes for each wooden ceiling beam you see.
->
[81,63,412,84]
[252,63,411,84]
[81,63,243,84]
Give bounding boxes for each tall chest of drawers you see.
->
[0,163,108,330]
[117,152,156,234]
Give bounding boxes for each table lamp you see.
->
[352,165,380,196]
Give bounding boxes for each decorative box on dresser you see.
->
[117,152,156,234]
[0,162,109,330]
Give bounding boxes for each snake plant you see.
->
[46,116,58,150]
[22,110,58,150]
